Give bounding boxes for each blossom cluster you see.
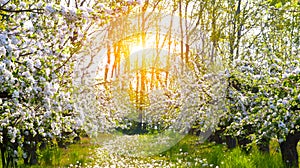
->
[0,0,140,165]
[222,1,300,144]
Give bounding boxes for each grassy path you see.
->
[26,134,300,167]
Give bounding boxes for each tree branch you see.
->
[0,8,44,14]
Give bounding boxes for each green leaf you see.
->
[275,2,282,8]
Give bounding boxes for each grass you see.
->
[204,145,285,168]
[20,137,98,168]
[161,136,299,168]
[87,134,300,167]
[2,135,300,167]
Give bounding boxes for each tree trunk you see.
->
[1,144,5,168]
[237,136,251,153]
[280,132,300,168]
[29,148,38,165]
[208,129,224,144]
[258,137,270,153]
[226,136,236,149]
[179,0,184,66]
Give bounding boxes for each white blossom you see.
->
[12,90,19,98]
[282,73,289,79]
[14,150,18,157]
[45,4,55,14]
[127,0,134,4]
[22,71,31,78]
[293,67,300,74]
[22,152,27,159]
[26,58,34,70]
[38,127,44,134]
[97,3,105,9]
[137,0,143,5]
[0,46,6,56]
[279,121,286,128]
[34,59,41,68]
[24,20,34,31]
[61,5,67,15]
[282,99,288,106]
[122,6,128,12]
[82,12,89,19]
[37,1,43,8]
[20,1,26,8]
[3,69,12,80]
[44,110,52,118]
[253,74,261,80]
[0,61,5,71]
[0,0,9,6]
[9,4,17,10]
[69,7,77,17]
[0,33,7,46]
[86,7,93,12]
[45,68,50,76]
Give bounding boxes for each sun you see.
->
[129,35,157,54]
[131,44,144,53]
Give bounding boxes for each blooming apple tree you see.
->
[221,1,300,167]
[0,0,139,166]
